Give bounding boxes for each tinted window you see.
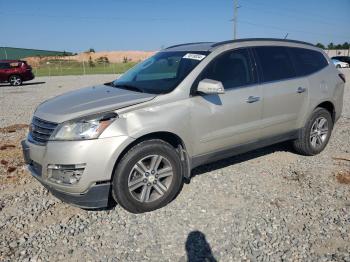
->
[200,48,254,89]
[254,46,295,82]
[0,63,10,69]
[290,48,328,76]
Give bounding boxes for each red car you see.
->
[0,60,35,86]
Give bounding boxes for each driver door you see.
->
[190,48,263,156]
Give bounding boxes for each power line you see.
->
[237,19,349,40]
[241,5,349,27]
[242,0,350,23]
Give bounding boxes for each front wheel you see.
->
[293,108,333,156]
[112,139,183,213]
[9,75,22,86]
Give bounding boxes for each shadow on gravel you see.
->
[0,81,46,87]
[186,231,217,262]
[191,141,293,178]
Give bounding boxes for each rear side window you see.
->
[199,48,255,90]
[0,63,11,69]
[290,48,328,76]
[254,46,296,82]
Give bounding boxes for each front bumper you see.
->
[21,135,133,208]
[31,166,112,208]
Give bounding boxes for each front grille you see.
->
[29,117,58,145]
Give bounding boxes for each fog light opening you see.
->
[47,164,86,185]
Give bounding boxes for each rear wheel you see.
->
[9,75,22,86]
[293,108,333,155]
[112,139,183,213]
[336,64,341,68]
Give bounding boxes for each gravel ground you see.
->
[0,71,350,261]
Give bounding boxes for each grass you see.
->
[32,60,136,77]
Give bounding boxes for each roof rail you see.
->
[211,38,314,48]
[165,42,213,49]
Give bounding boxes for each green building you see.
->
[0,47,72,60]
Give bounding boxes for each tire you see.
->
[293,107,333,156]
[112,139,183,213]
[9,75,22,86]
[336,64,341,68]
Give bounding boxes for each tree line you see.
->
[316,42,350,50]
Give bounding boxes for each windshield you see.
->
[113,51,209,94]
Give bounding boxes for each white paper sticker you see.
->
[183,53,206,61]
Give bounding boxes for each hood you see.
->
[34,85,156,123]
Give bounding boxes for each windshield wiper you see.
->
[113,84,144,93]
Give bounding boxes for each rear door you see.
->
[190,48,263,156]
[252,46,309,138]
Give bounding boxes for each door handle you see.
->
[246,96,260,103]
[297,87,306,93]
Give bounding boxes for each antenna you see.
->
[284,33,289,39]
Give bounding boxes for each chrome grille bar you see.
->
[29,117,58,145]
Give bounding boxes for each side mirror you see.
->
[197,79,225,95]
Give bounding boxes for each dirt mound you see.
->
[25,50,156,66]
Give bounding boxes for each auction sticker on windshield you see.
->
[183,53,206,61]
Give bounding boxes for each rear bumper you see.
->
[22,72,35,81]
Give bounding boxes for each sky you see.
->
[0,0,349,52]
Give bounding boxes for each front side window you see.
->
[290,47,328,76]
[254,46,296,82]
[113,51,209,94]
[199,48,254,90]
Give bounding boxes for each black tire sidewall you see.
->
[304,108,333,155]
[112,140,183,213]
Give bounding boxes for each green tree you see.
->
[315,43,325,49]
[328,43,334,49]
[342,42,349,49]
[335,44,343,49]
[87,48,95,53]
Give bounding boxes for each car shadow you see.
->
[86,141,294,213]
[185,231,217,262]
[0,81,46,87]
[191,141,294,178]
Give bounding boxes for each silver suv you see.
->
[22,39,345,213]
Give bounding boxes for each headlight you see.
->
[50,112,118,141]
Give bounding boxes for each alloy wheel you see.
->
[9,76,22,86]
[128,154,174,203]
[310,116,329,149]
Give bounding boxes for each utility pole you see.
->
[233,0,238,40]
[3,47,8,59]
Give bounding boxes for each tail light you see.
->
[21,62,32,71]
[339,73,346,83]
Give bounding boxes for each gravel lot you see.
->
[1,72,350,261]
